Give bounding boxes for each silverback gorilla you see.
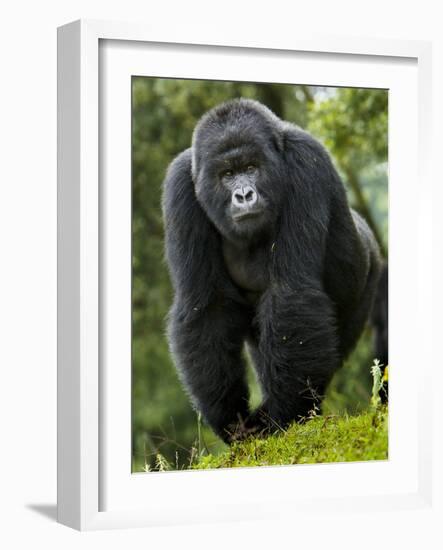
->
[162,99,381,443]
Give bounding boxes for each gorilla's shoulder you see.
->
[162,148,194,215]
[164,148,192,182]
[282,122,332,164]
[163,148,194,197]
[282,121,324,149]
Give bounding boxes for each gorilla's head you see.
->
[191,99,286,243]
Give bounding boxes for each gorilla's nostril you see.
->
[233,186,257,207]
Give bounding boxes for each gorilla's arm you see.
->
[251,129,372,427]
[162,149,251,441]
[253,287,339,427]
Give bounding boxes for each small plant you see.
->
[370,359,384,408]
[188,445,198,468]
[307,402,320,419]
[155,453,171,472]
[197,412,203,456]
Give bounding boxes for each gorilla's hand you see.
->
[224,407,275,443]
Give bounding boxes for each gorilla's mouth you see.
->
[232,209,264,222]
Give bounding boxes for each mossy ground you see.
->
[193,407,388,470]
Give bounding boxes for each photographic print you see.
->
[131,78,388,473]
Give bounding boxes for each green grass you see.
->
[139,363,388,472]
[193,407,388,470]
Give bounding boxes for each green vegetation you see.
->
[131,78,388,472]
[140,364,388,472]
[193,408,388,470]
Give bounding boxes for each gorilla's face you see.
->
[192,101,285,243]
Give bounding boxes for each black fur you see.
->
[162,99,381,443]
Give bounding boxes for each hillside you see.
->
[193,407,388,470]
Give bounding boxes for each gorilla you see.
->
[162,98,381,443]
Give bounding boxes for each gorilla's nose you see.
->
[232,185,257,208]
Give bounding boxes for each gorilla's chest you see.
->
[222,240,270,300]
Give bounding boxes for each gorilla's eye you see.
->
[246,164,257,173]
[221,169,233,179]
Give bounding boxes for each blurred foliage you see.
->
[131,78,388,472]
[309,87,388,254]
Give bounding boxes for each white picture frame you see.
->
[57,19,433,531]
